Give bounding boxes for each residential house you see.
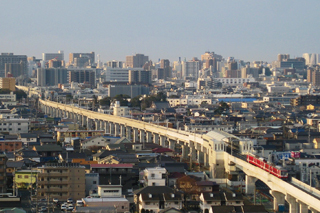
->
[142,167,167,186]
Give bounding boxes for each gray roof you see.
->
[133,186,174,195]
[6,161,25,168]
[33,145,62,152]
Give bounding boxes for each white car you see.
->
[61,204,67,210]
[67,204,74,211]
[53,198,59,203]
[67,198,73,203]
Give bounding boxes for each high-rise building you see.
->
[42,51,64,61]
[68,68,96,88]
[126,54,149,68]
[0,78,16,91]
[0,53,27,77]
[129,70,151,84]
[37,68,68,86]
[36,163,85,201]
[69,52,95,66]
[201,51,223,61]
[278,54,290,62]
[307,67,320,86]
[160,59,171,79]
[106,60,124,68]
[5,62,25,77]
[181,60,200,79]
[241,66,259,78]
[227,60,238,70]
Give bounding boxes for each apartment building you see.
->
[36,163,85,201]
[0,152,7,193]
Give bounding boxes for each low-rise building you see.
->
[0,114,29,134]
[14,169,39,189]
[82,185,130,213]
[143,167,167,186]
[57,130,104,142]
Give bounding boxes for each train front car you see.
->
[247,154,288,179]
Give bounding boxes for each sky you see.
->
[0,0,320,63]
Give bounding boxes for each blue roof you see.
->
[217,98,257,103]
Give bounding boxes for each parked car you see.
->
[61,204,67,210]
[67,204,74,211]
[53,198,59,203]
[67,198,73,203]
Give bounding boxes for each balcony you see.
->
[0,161,4,165]
[38,179,69,185]
[38,172,69,177]
[0,176,4,180]
[37,187,69,193]
[0,168,4,173]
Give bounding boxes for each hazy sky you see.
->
[1,0,319,63]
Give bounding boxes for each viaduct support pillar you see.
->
[133,128,139,142]
[95,120,100,130]
[245,175,257,195]
[298,201,308,213]
[285,194,298,213]
[105,122,110,134]
[270,190,285,212]
[160,135,165,147]
[120,125,126,137]
[153,134,159,145]
[109,123,115,136]
[168,140,175,150]
[146,132,152,143]
[126,127,131,141]
[114,123,119,136]
[140,130,145,143]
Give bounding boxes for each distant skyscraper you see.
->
[68,68,96,88]
[37,68,68,86]
[69,52,95,67]
[0,53,27,77]
[181,60,200,80]
[201,51,223,61]
[106,60,124,68]
[277,54,290,62]
[42,51,64,61]
[160,59,171,79]
[126,54,149,68]
[129,70,151,84]
[5,62,25,77]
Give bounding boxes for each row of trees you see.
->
[99,92,167,110]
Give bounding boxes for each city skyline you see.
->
[1,0,320,63]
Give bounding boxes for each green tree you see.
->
[99,97,112,106]
[130,95,142,108]
[113,94,130,106]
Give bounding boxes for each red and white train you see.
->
[247,154,288,179]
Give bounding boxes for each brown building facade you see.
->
[0,140,22,152]
[36,163,85,201]
[0,152,7,193]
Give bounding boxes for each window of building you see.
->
[18,128,21,131]
[17,175,22,178]
[93,181,96,184]
[25,175,29,178]
[18,123,21,125]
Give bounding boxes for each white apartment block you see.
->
[0,92,16,102]
[0,114,29,134]
[143,167,167,186]
[113,101,129,117]
[168,96,212,107]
